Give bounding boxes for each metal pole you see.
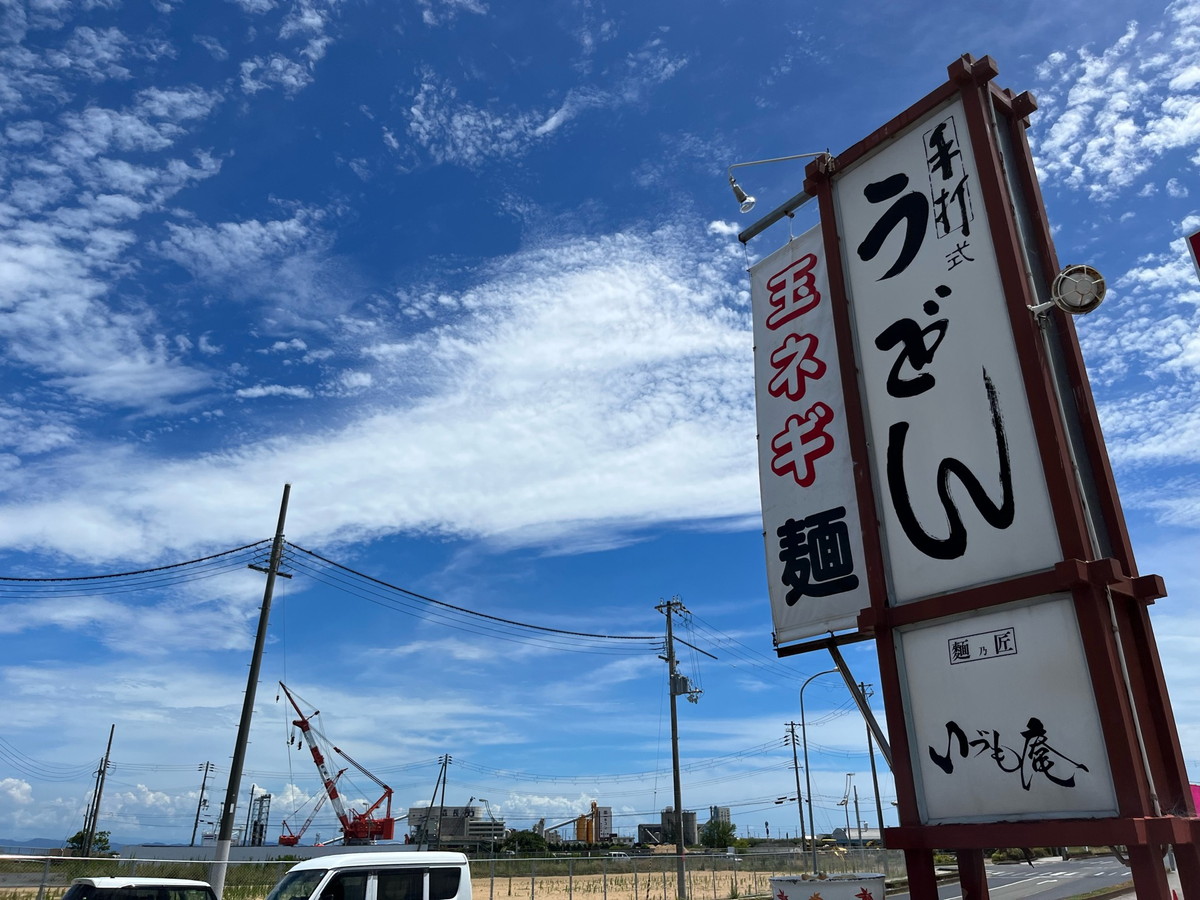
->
[827,644,891,767]
[210,483,291,899]
[800,669,836,874]
[840,775,851,845]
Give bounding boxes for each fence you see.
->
[0,850,904,900]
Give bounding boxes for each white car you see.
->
[265,852,472,900]
[62,877,217,900]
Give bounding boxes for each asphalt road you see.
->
[886,856,1133,900]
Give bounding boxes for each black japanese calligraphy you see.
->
[855,173,929,280]
[885,368,1015,559]
[777,506,860,603]
[925,122,962,180]
[924,115,974,239]
[873,286,951,398]
[928,717,1090,790]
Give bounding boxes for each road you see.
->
[886,856,1133,900]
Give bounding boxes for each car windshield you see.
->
[265,870,329,900]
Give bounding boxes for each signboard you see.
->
[831,97,1061,604]
[897,594,1118,823]
[750,226,870,644]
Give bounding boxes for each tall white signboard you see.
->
[750,226,870,644]
[832,98,1061,603]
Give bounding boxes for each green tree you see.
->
[698,820,737,849]
[501,830,548,855]
[66,830,112,855]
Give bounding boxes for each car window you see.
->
[429,868,460,900]
[377,870,422,900]
[320,871,368,900]
[267,870,330,900]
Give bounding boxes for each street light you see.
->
[800,668,837,874]
[838,774,853,848]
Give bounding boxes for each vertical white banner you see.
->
[751,226,870,644]
[832,98,1061,603]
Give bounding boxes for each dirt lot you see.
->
[470,869,773,900]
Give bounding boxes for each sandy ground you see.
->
[470,869,775,900]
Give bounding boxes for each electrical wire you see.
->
[0,543,271,599]
[0,737,99,781]
[284,542,663,655]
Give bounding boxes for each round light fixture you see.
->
[1050,264,1106,315]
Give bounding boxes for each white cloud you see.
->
[45,25,131,82]
[0,224,754,560]
[235,384,315,399]
[406,41,686,167]
[0,778,34,806]
[158,214,317,279]
[1032,0,1200,199]
[417,0,487,28]
[240,53,313,94]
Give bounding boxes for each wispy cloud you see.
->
[405,39,687,167]
[1032,0,1200,198]
[0,223,753,560]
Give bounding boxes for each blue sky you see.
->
[1,0,1199,849]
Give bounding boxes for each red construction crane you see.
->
[279,681,395,844]
[279,789,329,846]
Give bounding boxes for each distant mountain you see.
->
[0,837,67,850]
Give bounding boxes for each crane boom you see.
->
[280,682,355,836]
[279,787,331,846]
[334,745,393,821]
[279,682,395,844]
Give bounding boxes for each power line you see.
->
[0,541,271,585]
[285,542,663,654]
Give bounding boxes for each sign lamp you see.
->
[727,152,829,216]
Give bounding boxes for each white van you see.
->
[63,878,217,900]
[265,853,471,900]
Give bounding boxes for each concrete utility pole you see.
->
[209,484,291,899]
[785,722,805,849]
[656,597,714,900]
[81,724,114,857]
[191,761,213,846]
[658,597,688,900]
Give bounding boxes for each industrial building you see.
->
[406,805,505,850]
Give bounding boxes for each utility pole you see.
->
[191,762,213,846]
[435,754,451,851]
[785,723,805,850]
[416,755,450,850]
[656,597,714,900]
[209,484,291,899]
[658,597,688,900]
[81,725,114,857]
[859,682,886,840]
[853,784,862,845]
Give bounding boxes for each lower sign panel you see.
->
[897,594,1118,823]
